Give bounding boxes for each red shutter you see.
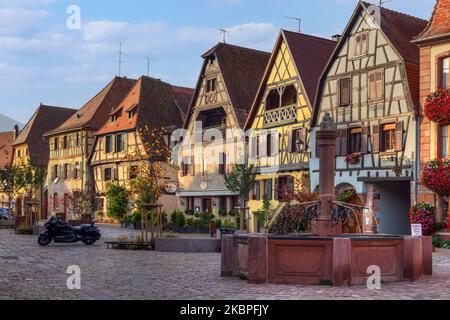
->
[372,124,380,153]
[395,121,404,152]
[361,126,369,154]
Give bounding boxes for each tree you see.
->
[0,165,20,216]
[224,164,256,230]
[106,184,128,220]
[67,190,94,220]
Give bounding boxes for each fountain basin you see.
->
[221,233,432,286]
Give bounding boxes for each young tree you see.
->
[224,164,256,230]
[67,190,94,220]
[106,184,129,220]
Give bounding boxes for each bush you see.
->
[218,208,227,217]
[198,212,215,228]
[185,209,194,216]
[106,184,129,220]
[409,203,436,236]
[171,210,186,228]
[222,218,236,230]
[186,217,195,227]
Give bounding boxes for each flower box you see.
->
[345,153,361,165]
[422,159,450,197]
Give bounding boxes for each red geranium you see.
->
[424,88,450,124]
[422,159,450,197]
[409,203,436,236]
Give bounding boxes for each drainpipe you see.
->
[414,114,421,206]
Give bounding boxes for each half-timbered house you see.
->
[89,76,193,216]
[413,0,450,233]
[176,43,270,218]
[44,77,136,219]
[12,104,76,220]
[310,1,427,235]
[244,30,336,232]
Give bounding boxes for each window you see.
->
[440,57,449,89]
[182,157,190,177]
[291,128,306,153]
[52,165,58,180]
[266,89,280,110]
[73,163,79,179]
[206,78,216,93]
[115,134,125,153]
[104,168,112,181]
[17,150,21,158]
[54,137,59,151]
[263,179,273,200]
[128,110,135,120]
[349,127,362,154]
[281,85,297,107]
[219,153,227,175]
[253,181,261,201]
[105,136,113,154]
[355,32,368,56]
[339,77,351,107]
[53,193,59,210]
[76,133,81,147]
[111,114,117,123]
[368,69,384,101]
[266,133,272,156]
[441,125,449,159]
[63,136,68,149]
[129,166,138,180]
[63,164,68,180]
[382,123,396,152]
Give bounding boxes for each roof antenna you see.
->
[145,56,158,77]
[285,16,302,33]
[114,41,129,77]
[215,27,230,43]
[379,0,392,7]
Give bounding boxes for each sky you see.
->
[0,0,436,123]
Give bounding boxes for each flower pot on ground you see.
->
[409,203,436,236]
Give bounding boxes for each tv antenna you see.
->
[285,16,302,33]
[215,27,230,43]
[145,56,159,77]
[113,41,129,77]
[379,0,392,7]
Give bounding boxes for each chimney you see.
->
[13,124,19,140]
[331,34,341,42]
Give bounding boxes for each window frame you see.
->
[381,123,396,153]
[437,54,450,89]
[105,135,113,154]
[338,77,352,107]
[104,168,112,182]
[368,69,385,102]
[348,127,363,154]
[115,134,125,153]
[354,31,369,57]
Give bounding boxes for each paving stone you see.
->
[1,228,450,300]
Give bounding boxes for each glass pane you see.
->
[443,58,449,89]
[443,125,449,159]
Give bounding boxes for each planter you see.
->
[105,241,154,250]
[168,224,209,234]
[422,159,450,197]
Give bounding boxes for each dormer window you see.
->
[128,110,135,120]
[111,114,118,123]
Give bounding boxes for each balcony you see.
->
[264,105,297,127]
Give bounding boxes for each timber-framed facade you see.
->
[311,1,427,235]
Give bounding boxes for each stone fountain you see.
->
[221,113,432,286]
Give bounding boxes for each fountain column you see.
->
[312,113,342,237]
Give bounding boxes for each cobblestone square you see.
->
[1,226,450,300]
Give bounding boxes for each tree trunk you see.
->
[240,195,245,231]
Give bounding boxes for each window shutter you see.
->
[251,136,257,159]
[395,121,404,152]
[340,128,348,155]
[340,78,351,106]
[336,129,342,156]
[274,178,279,200]
[261,135,267,157]
[355,35,361,56]
[372,124,380,153]
[361,33,368,54]
[376,70,384,100]
[255,181,261,201]
[190,156,195,175]
[288,130,293,153]
[361,126,369,154]
[368,72,375,101]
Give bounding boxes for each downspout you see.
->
[414,113,421,206]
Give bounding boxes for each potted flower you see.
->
[422,159,450,197]
[345,153,361,165]
[424,88,450,124]
[409,203,436,236]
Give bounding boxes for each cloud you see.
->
[0,8,50,36]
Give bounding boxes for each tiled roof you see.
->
[45,77,136,136]
[361,2,428,64]
[96,76,193,136]
[13,105,77,166]
[172,86,194,120]
[245,30,336,130]
[283,30,337,106]
[0,131,14,169]
[414,0,450,43]
[185,43,270,129]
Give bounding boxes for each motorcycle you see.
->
[38,215,101,246]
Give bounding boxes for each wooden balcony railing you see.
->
[264,105,297,127]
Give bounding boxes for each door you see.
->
[202,199,212,213]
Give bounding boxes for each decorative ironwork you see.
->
[330,201,367,233]
[264,105,297,126]
[303,201,320,224]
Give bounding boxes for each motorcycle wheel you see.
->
[82,239,96,246]
[38,234,52,246]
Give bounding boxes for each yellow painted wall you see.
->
[247,38,312,232]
